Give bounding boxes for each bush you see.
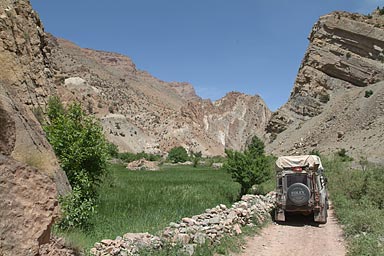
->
[190,151,202,168]
[106,142,119,158]
[365,90,373,98]
[118,151,162,163]
[309,149,321,156]
[223,136,271,196]
[346,52,352,59]
[336,148,353,162]
[58,175,96,230]
[324,157,384,255]
[44,97,108,229]
[378,6,384,15]
[167,146,189,163]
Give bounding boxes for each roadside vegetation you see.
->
[45,97,109,230]
[224,136,275,196]
[324,155,384,256]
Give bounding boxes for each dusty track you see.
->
[238,207,346,256]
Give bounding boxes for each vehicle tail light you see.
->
[292,167,302,172]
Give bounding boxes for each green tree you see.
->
[190,151,202,168]
[167,146,189,163]
[44,97,108,229]
[106,142,119,158]
[224,136,270,196]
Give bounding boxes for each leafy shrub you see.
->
[378,6,384,15]
[106,142,119,158]
[189,151,202,168]
[346,52,352,59]
[204,155,227,167]
[167,146,189,163]
[118,151,162,163]
[44,96,108,229]
[58,174,96,230]
[223,136,271,196]
[336,148,353,162]
[309,149,321,156]
[364,90,373,98]
[324,157,384,255]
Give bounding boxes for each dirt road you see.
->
[238,207,346,256]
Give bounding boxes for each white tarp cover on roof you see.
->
[276,155,323,170]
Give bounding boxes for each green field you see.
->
[324,157,384,256]
[58,164,241,252]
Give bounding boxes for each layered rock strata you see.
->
[268,11,384,134]
[266,11,384,161]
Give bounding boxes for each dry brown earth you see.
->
[238,207,346,256]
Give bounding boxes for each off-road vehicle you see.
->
[275,155,328,224]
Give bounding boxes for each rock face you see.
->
[0,155,58,256]
[48,37,271,156]
[0,1,71,255]
[266,11,384,162]
[181,92,271,151]
[0,0,70,194]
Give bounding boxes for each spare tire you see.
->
[287,183,310,206]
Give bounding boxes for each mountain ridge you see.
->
[48,36,271,156]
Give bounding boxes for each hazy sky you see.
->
[30,0,384,110]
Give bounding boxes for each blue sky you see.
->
[30,0,384,111]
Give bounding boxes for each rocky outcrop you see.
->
[90,193,275,256]
[266,11,384,162]
[0,1,71,255]
[38,236,76,256]
[182,92,271,152]
[168,82,201,101]
[126,159,160,171]
[267,11,384,134]
[0,0,70,194]
[0,155,59,256]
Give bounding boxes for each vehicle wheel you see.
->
[275,208,286,222]
[287,183,310,206]
[315,205,327,224]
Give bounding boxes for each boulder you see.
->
[127,159,160,171]
[0,155,59,256]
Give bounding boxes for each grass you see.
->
[323,156,384,256]
[56,164,240,253]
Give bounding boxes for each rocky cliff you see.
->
[181,92,271,152]
[0,0,70,254]
[48,37,271,156]
[0,0,69,193]
[266,11,384,162]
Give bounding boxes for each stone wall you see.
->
[90,193,275,256]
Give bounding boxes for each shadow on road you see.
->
[274,212,320,227]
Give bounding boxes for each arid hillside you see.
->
[266,11,384,163]
[47,36,271,156]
